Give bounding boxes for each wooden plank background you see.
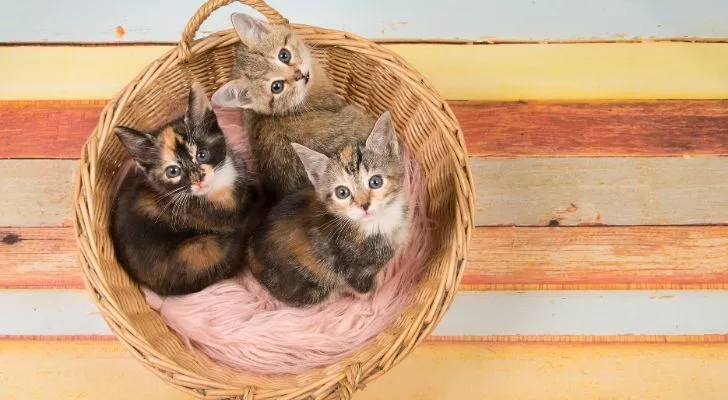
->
[8,226,728,291]
[4,341,728,400]
[4,100,728,159]
[3,0,728,43]
[3,45,728,101]
[2,1,728,396]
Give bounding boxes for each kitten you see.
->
[212,12,375,202]
[248,112,409,307]
[111,83,261,296]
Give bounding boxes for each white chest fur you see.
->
[207,156,238,192]
[360,196,409,244]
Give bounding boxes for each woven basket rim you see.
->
[73,1,475,398]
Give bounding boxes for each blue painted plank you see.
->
[1,0,727,42]
[3,290,728,336]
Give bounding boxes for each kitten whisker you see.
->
[153,186,186,203]
[155,191,184,225]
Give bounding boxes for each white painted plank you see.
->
[3,290,728,336]
[0,160,77,227]
[433,291,728,336]
[11,157,728,227]
[473,157,728,226]
[0,290,109,335]
[2,0,727,42]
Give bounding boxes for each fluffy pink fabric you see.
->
[136,107,430,375]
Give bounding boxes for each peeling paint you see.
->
[114,25,125,40]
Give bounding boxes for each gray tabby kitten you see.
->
[247,112,409,307]
[212,12,375,202]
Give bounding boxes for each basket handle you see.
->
[178,0,288,60]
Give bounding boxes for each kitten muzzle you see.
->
[293,69,310,84]
[189,172,211,195]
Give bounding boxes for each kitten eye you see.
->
[196,148,209,163]
[271,80,285,94]
[278,48,291,64]
[334,185,351,199]
[368,175,383,189]
[165,165,181,178]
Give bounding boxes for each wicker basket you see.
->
[73,0,474,398]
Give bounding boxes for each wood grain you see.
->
[6,226,728,290]
[457,100,728,157]
[3,340,728,400]
[0,160,76,227]
[5,289,728,337]
[434,290,728,336]
[6,157,728,227]
[361,342,728,400]
[472,156,728,226]
[0,100,104,158]
[2,44,728,101]
[3,100,728,158]
[0,228,79,288]
[4,0,728,42]
[465,226,728,290]
[0,340,191,400]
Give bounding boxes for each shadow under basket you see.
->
[73,0,475,398]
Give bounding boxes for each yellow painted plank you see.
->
[2,341,728,399]
[1,43,727,101]
[391,43,728,100]
[0,47,165,102]
[361,342,728,400]
[0,340,190,400]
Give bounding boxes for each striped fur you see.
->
[248,112,408,306]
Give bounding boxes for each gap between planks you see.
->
[4,38,728,46]
[4,226,728,291]
[4,334,728,344]
[2,100,728,159]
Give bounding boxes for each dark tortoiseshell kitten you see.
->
[248,112,409,307]
[111,83,261,296]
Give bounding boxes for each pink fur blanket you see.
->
[124,106,430,375]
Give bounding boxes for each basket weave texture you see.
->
[73,0,475,398]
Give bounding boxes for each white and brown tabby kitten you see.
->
[212,12,375,202]
[111,83,261,296]
[247,112,409,307]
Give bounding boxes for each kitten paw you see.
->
[345,274,376,295]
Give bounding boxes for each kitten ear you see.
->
[185,82,213,127]
[114,126,157,165]
[231,12,270,46]
[291,143,330,186]
[211,80,254,109]
[365,111,399,156]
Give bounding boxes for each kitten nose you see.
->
[293,69,305,81]
[361,202,370,212]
